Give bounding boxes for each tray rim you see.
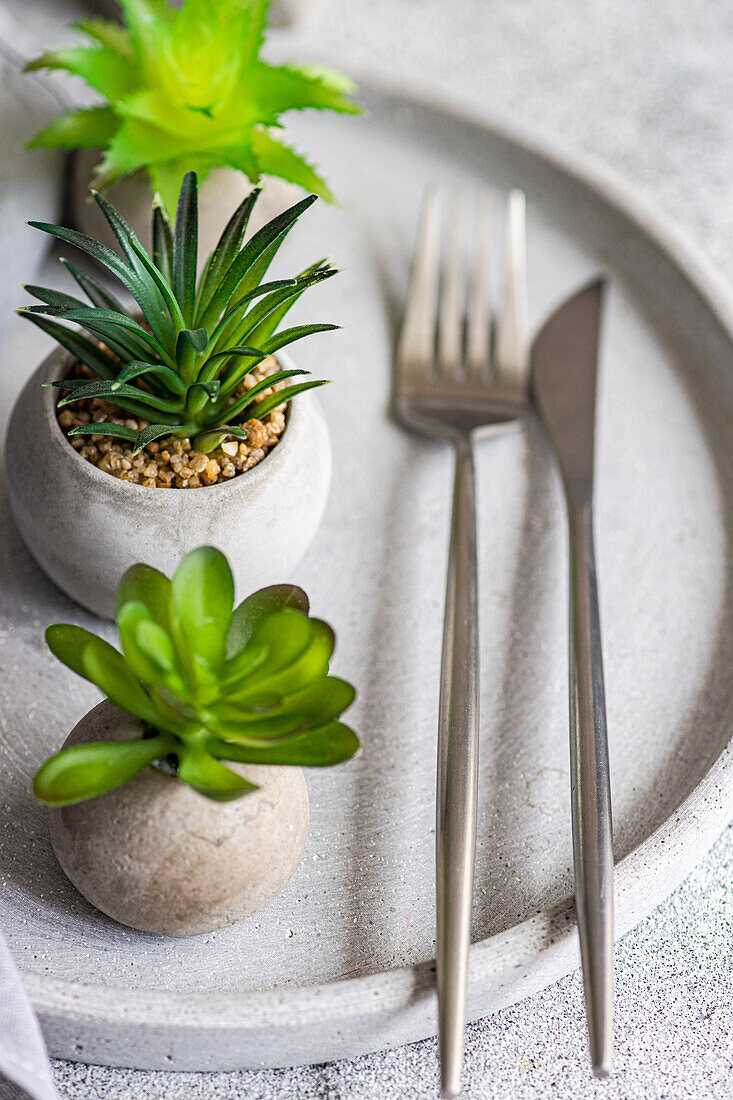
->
[19,76,733,1066]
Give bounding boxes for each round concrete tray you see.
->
[1,83,733,1070]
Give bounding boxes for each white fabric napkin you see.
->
[0,936,59,1100]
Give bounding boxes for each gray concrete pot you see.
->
[49,701,310,936]
[70,149,302,260]
[4,346,331,618]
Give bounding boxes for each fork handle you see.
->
[567,492,614,1076]
[436,436,479,1099]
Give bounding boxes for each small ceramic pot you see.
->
[4,346,331,618]
[49,701,310,936]
[70,149,302,260]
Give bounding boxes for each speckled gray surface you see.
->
[5,0,733,1094]
[47,822,733,1098]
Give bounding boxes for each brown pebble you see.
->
[202,459,220,485]
[244,419,267,448]
[57,357,287,488]
[97,453,115,474]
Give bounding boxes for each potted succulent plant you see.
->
[33,546,359,936]
[25,0,360,254]
[6,172,337,618]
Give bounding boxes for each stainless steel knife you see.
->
[531,278,614,1076]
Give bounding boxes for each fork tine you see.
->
[466,192,492,373]
[495,189,529,389]
[398,188,442,372]
[438,196,464,375]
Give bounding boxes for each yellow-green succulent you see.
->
[26,0,361,212]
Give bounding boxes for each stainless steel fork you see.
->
[395,189,530,1098]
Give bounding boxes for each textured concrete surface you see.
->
[5,0,733,1094]
[51,821,733,1098]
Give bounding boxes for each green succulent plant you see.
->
[20,171,337,455]
[25,0,360,212]
[33,546,359,806]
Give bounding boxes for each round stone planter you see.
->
[49,701,310,936]
[4,346,331,618]
[70,149,302,261]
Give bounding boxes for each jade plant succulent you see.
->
[20,171,337,454]
[33,546,359,806]
[25,0,361,212]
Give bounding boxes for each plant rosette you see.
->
[5,173,337,618]
[34,547,359,936]
[26,0,361,252]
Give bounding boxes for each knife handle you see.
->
[566,491,614,1076]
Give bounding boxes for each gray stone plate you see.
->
[2,84,733,1071]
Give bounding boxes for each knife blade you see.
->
[531,278,605,491]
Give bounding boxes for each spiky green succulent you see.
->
[20,171,338,455]
[25,0,360,212]
[33,546,359,806]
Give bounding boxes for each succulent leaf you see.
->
[34,549,358,805]
[116,359,187,393]
[45,624,160,726]
[114,562,173,627]
[239,378,329,422]
[173,171,198,323]
[59,259,132,315]
[176,745,257,801]
[25,285,88,312]
[56,379,180,414]
[230,617,334,703]
[33,733,177,807]
[22,174,336,451]
[171,547,234,668]
[25,0,360,211]
[194,186,261,318]
[27,106,118,150]
[214,369,306,415]
[68,422,137,443]
[132,423,192,453]
[27,220,164,325]
[24,46,137,100]
[73,19,135,58]
[209,721,359,767]
[227,583,309,654]
[152,195,174,283]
